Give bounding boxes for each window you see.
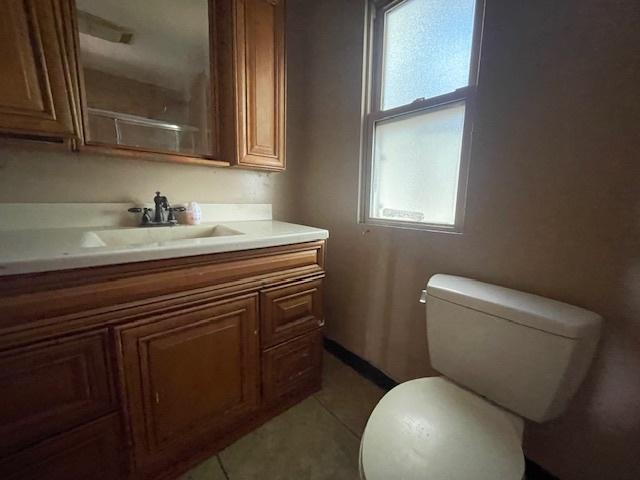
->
[361,0,484,232]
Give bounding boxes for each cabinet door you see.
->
[0,331,115,457]
[234,0,286,170]
[117,295,260,474]
[0,414,124,480]
[0,0,77,137]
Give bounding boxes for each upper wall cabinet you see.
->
[0,0,286,170]
[0,0,79,139]
[216,0,286,170]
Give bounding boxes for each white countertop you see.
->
[0,204,328,276]
[0,221,328,276]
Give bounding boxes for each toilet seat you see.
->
[360,377,525,480]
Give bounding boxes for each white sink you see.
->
[82,225,244,248]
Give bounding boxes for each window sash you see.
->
[360,0,485,232]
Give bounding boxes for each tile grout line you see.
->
[312,393,363,441]
[216,455,231,480]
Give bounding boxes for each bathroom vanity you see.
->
[0,204,328,479]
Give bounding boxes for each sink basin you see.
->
[82,225,243,248]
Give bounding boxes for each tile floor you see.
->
[179,351,385,480]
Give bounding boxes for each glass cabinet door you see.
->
[75,0,215,157]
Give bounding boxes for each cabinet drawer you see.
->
[262,329,323,404]
[0,331,114,456]
[261,277,323,348]
[0,414,124,480]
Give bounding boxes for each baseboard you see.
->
[323,337,560,480]
[323,337,397,391]
[524,458,560,480]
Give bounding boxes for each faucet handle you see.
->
[128,207,153,226]
[167,206,186,224]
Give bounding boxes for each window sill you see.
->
[360,218,463,235]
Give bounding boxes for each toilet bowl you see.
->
[360,377,524,480]
[359,274,602,480]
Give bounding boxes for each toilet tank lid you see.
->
[426,274,602,339]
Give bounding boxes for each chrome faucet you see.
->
[153,192,169,223]
[128,191,185,227]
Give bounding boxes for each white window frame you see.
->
[359,0,486,233]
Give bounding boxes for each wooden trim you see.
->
[52,0,82,141]
[208,0,222,159]
[76,143,231,168]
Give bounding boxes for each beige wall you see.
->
[0,140,296,220]
[289,0,640,479]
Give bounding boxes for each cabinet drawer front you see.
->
[118,295,260,473]
[0,414,124,480]
[262,329,323,404]
[0,331,114,456]
[261,278,323,348]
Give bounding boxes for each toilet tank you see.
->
[426,274,602,423]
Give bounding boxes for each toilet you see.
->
[359,274,602,480]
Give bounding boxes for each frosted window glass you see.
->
[371,102,465,225]
[381,0,476,110]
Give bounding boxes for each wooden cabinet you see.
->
[0,241,325,479]
[217,0,287,170]
[0,331,115,456]
[0,414,125,480]
[0,0,78,139]
[117,295,260,475]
